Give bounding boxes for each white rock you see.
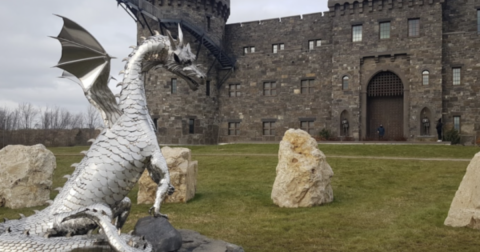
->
[445,151,480,229]
[138,147,198,204]
[0,144,56,209]
[271,129,334,208]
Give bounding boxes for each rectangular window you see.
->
[309,40,315,51]
[272,44,284,53]
[243,47,248,55]
[478,10,480,33]
[263,82,277,96]
[301,79,314,94]
[280,43,284,50]
[352,25,362,42]
[272,44,278,54]
[207,16,211,31]
[380,22,391,39]
[316,39,322,47]
[453,116,460,131]
[188,119,195,134]
[453,68,461,85]
[243,46,255,55]
[228,122,240,136]
[263,121,275,136]
[171,78,177,94]
[409,19,420,37]
[300,120,315,135]
[206,81,210,96]
[229,84,241,97]
[153,118,158,130]
[251,47,255,53]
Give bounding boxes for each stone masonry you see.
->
[127,0,480,144]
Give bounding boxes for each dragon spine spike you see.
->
[140,36,146,40]
[46,200,54,205]
[116,82,123,87]
[66,231,72,237]
[153,30,160,35]
[71,163,79,167]
[129,46,136,49]
[19,214,25,219]
[23,230,30,236]
[119,70,125,75]
[87,139,96,143]
[54,187,62,192]
[63,175,71,180]
[128,230,133,235]
[122,57,129,62]
[87,230,93,237]
[34,210,40,214]
[117,228,121,235]
[5,227,10,233]
[3,218,8,223]
[115,93,121,98]
[80,151,88,155]
[44,233,50,238]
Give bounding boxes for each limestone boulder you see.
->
[138,147,198,204]
[271,129,334,208]
[445,151,480,229]
[0,144,56,209]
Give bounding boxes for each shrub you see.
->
[444,129,460,145]
[319,128,332,141]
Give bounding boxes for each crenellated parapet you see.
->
[328,0,445,16]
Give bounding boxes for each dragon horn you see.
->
[167,30,177,51]
[153,30,160,35]
[177,24,184,46]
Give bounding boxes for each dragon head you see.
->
[163,25,205,91]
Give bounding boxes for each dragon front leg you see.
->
[112,197,132,229]
[146,150,172,218]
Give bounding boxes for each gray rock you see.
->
[133,216,183,252]
[178,230,244,252]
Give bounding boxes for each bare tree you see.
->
[85,105,101,129]
[19,103,38,129]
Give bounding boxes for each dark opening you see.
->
[207,16,211,31]
[153,118,158,130]
[206,81,210,96]
[188,119,194,134]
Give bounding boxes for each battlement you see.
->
[328,0,445,15]
[227,11,331,27]
[136,0,231,21]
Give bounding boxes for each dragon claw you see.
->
[148,207,168,219]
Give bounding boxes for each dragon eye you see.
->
[185,60,192,65]
[174,54,181,64]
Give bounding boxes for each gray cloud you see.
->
[0,0,329,114]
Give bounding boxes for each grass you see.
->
[1,144,480,251]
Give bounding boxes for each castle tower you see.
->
[118,0,235,144]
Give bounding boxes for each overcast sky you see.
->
[0,0,328,114]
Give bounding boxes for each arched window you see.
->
[422,71,429,85]
[342,76,349,90]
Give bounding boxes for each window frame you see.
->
[342,76,349,90]
[300,120,315,135]
[301,79,314,94]
[228,122,240,136]
[453,116,461,132]
[477,9,480,33]
[229,84,241,97]
[263,121,276,136]
[453,67,461,85]
[379,21,391,39]
[422,70,429,85]
[308,39,322,50]
[352,25,363,42]
[188,118,195,134]
[408,18,420,37]
[263,81,277,96]
[171,78,177,94]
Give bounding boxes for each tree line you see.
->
[0,103,102,148]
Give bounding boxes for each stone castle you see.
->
[118,0,480,144]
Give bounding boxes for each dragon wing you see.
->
[52,15,121,128]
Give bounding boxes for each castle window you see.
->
[316,40,322,47]
[352,25,362,42]
[453,68,461,85]
[263,81,277,96]
[243,46,255,55]
[272,43,284,54]
[380,22,390,39]
[453,116,461,131]
[409,19,420,37]
[301,79,314,94]
[477,10,480,33]
[188,119,195,134]
[300,120,315,135]
[263,121,275,136]
[229,84,241,97]
[171,78,177,94]
[250,47,255,53]
[273,44,278,54]
[206,16,211,31]
[342,76,349,90]
[422,71,429,85]
[206,80,211,96]
[228,122,240,136]
[153,118,158,130]
[309,40,322,50]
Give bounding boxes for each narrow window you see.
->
[453,116,460,131]
[243,47,248,55]
[342,76,349,90]
[422,71,429,85]
[188,119,195,134]
[263,82,277,96]
[453,68,461,85]
[308,40,315,51]
[316,39,322,47]
[301,79,314,94]
[380,22,391,39]
[171,78,177,94]
[272,44,278,54]
[280,43,284,50]
[153,118,158,130]
[352,25,363,42]
[300,120,315,135]
[478,9,480,33]
[409,19,420,37]
[251,47,255,53]
[228,122,240,135]
[206,16,211,31]
[229,84,240,97]
[263,121,275,136]
[206,80,211,96]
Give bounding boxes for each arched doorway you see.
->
[367,71,404,139]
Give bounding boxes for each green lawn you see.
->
[1,144,480,251]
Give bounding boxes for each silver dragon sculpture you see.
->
[0,15,205,252]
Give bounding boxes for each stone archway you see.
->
[366,71,404,139]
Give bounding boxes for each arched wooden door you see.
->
[367,71,404,139]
